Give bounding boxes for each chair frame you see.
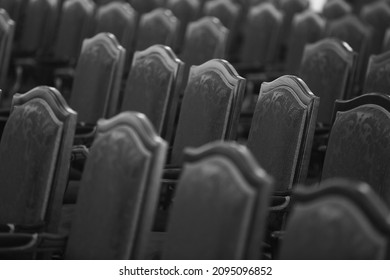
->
[279,178,390,259]
[70,32,125,124]
[162,142,273,260]
[247,75,319,192]
[121,44,185,143]
[0,86,77,233]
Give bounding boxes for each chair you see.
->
[363,50,390,95]
[279,178,390,260]
[94,1,138,62]
[247,75,319,193]
[135,8,179,51]
[299,38,356,125]
[120,44,184,142]
[0,8,14,90]
[166,0,202,52]
[383,27,390,52]
[180,16,228,71]
[0,0,24,23]
[0,111,167,260]
[322,0,352,20]
[169,58,245,165]
[69,32,125,126]
[277,0,309,57]
[326,14,373,95]
[203,0,241,60]
[0,86,77,233]
[129,0,164,14]
[321,93,390,208]
[65,111,167,259]
[11,0,61,93]
[285,9,325,75]
[162,141,273,260]
[360,1,390,55]
[238,2,283,71]
[53,0,95,67]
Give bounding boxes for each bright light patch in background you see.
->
[310,0,327,12]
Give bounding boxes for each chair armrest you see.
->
[0,232,67,259]
[269,195,291,212]
[71,145,89,169]
[74,124,97,146]
[163,165,181,181]
[0,222,46,233]
[54,67,75,79]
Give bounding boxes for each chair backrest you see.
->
[383,27,390,52]
[203,0,241,57]
[135,8,179,51]
[363,50,390,95]
[0,0,23,42]
[129,0,164,14]
[65,112,167,260]
[120,44,184,141]
[166,0,202,52]
[278,0,309,47]
[299,38,356,125]
[322,93,390,208]
[247,75,319,192]
[70,32,125,124]
[94,1,138,59]
[279,179,390,259]
[203,0,240,31]
[17,0,59,56]
[53,0,95,65]
[360,1,390,55]
[322,0,352,20]
[0,8,14,88]
[180,16,228,68]
[0,86,77,232]
[239,2,283,68]
[0,0,24,21]
[170,59,245,165]
[162,142,273,260]
[285,9,325,75]
[326,14,373,92]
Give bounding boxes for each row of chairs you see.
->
[0,85,389,259]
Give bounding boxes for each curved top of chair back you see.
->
[66,111,167,259]
[181,16,228,67]
[129,0,164,14]
[121,44,184,138]
[326,14,373,88]
[322,0,352,20]
[360,0,390,54]
[95,1,138,55]
[322,93,390,207]
[163,141,273,259]
[247,75,319,192]
[167,0,202,51]
[299,37,356,124]
[279,178,390,259]
[0,86,77,232]
[285,10,325,75]
[70,32,125,124]
[17,0,57,55]
[170,58,245,165]
[203,0,241,31]
[239,2,283,67]
[278,0,309,45]
[136,8,179,51]
[54,0,96,64]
